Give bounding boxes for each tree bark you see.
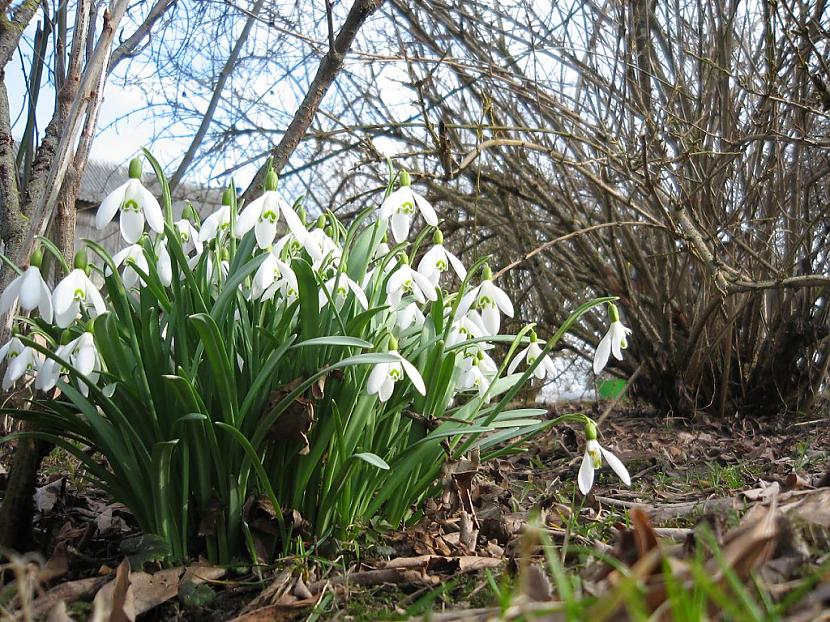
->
[242,0,385,199]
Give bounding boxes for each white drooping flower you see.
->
[457,266,514,335]
[95,158,164,244]
[378,171,438,243]
[446,312,486,348]
[198,206,232,243]
[577,426,631,495]
[507,333,556,380]
[175,219,203,255]
[386,259,437,308]
[417,230,466,288]
[52,264,107,329]
[366,340,426,403]
[396,301,425,330]
[37,332,100,396]
[303,226,341,270]
[592,303,632,374]
[319,274,368,310]
[111,241,172,289]
[235,170,307,248]
[251,250,296,302]
[0,336,42,391]
[0,251,53,322]
[457,347,498,397]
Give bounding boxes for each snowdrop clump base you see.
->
[1,153,631,563]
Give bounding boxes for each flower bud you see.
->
[73,250,88,271]
[264,169,278,192]
[399,170,412,187]
[30,247,44,268]
[128,157,142,179]
[432,229,444,245]
[584,420,597,441]
[182,204,198,222]
[222,187,234,206]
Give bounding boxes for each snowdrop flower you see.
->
[303,225,341,269]
[319,274,368,310]
[446,312,486,348]
[198,205,232,243]
[396,301,425,330]
[379,170,438,243]
[366,337,426,402]
[457,265,514,335]
[175,218,202,255]
[52,254,106,328]
[386,256,437,308]
[37,331,100,396]
[0,249,53,322]
[417,229,466,288]
[111,241,172,289]
[507,332,556,379]
[264,260,298,304]
[0,336,41,391]
[235,169,307,248]
[592,303,632,374]
[251,249,296,301]
[95,158,164,244]
[458,347,498,397]
[578,421,631,495]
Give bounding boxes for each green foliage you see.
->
[2,154,612,563]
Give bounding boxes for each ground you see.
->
[2,402,829,621]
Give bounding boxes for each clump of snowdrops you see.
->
[1,153,631,563]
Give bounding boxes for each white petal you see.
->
[120,209,145,244]
[379,187,406,218]
[367,363,388,395]
[347,278,369,309]
[280,198,307,243]
[52,271,83,317]
[398,355,426,395]
[253,218,275,249]
[490,283,514,317]
[0,274,23,315]
[36,358,60,391]
[593,330,612,374]
[411,269,437,301]
[55,302,80,328]
[95,181,129,229]
[19,267,43,311]
[414,193,438,226]
[37,278,53,323]
[481,305,500,335]
[85,280,107,315]
[600,446,631,486]
[378,376,395,402]
[235,196,263,237]
[446,250,467,280]
[157,243,173,286]
[140,184,164,232]
[578,451,595,495]
[74,336,97,376]
[390,212,411,243]
[507,346,529,375]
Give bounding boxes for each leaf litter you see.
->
[2,404,830,620]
